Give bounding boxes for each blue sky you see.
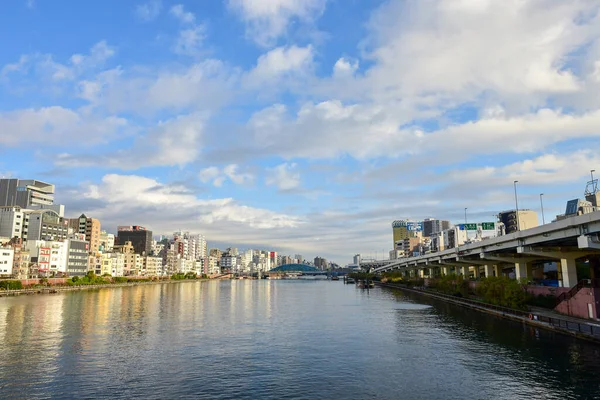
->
[1,0,600,263]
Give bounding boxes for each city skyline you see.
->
[1,1,600,262]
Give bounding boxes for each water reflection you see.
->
[382,287,600,399]
[0,281,599,399]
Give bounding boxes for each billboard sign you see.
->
[565,199,579,215]
[481,222,495,230]
[406,222,423,232]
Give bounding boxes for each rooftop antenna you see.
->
[585,169,597,196]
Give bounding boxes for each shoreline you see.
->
[377,282,600,345]
[0,278,211,297]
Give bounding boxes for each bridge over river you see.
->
[368,211,600,289]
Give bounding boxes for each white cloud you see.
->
[360,0,600,109]
[74,174,301,231]
[0,106,127,147]
[223,164,254,185]
[135,0,162,21]
[77,60,233,114]
[266,163,300,191]
[446,150,600,188]
[199,164,254,187]
[1,41,115,87]
[227,0,327,46]
[69,41,115,69]
[55,112,206,169]
[248,100,417,159]
[244,45,313,88]
[199,166,220,184]
[428,108,600,156]
[168,4,205,56]
[173,25,206,56]
[170,4,195,24]
[333,57,359,78]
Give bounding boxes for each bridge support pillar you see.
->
[484,264,493,278]
[514,261,533,281]
[459,266,468,277]
[559,257,578,288]
[493,264,502,277]
[441,266,449,276]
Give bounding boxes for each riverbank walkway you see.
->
[377,282,600,344]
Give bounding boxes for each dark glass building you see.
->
[116,226,152,255]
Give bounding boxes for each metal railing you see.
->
[377,282,600,339]
[555,279,600,307]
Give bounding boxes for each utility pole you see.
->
[540,193,545,225]
[513,181,520,231]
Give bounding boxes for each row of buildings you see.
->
[0,178,327,279]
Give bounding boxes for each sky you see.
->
[1,0,600,264]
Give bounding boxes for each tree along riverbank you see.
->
[0,273,208,297]
[379,272,560,310]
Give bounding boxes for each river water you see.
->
[0,280,599,399]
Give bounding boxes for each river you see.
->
[0,280,599,399]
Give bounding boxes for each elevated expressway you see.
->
[371,211,600,288]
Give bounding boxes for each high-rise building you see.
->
[0,247,14,276]
[392,220,414,247]
[498,210,539,234]
[314,256,327,270]
[99,231,115,252]
[209,248,222,259]
[0,206,26,240]
[116,226,152,255]
[0,179,54,209]
[69,214,101,253]
[26,209,68,242]
[66,238,90,277]
[423,218,451,238]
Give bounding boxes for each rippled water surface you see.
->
[1,280,600,399]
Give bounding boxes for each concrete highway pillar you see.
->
[418,269,424,278]
[493,264,501,277]
[589,257,600,281]
[460,266,468,277]
[484,264,493,278]
[560,257,578,288]
[514,261,530,281]
[441,266,449,276]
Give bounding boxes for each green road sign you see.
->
[481,222,495,230]
[464,223,478,230]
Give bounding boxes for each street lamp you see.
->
[513,180,520,231]
[540,193,545,225]
[464,208,468,225]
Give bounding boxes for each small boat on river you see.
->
[357,280,374,289]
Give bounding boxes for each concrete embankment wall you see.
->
[376,282,600,344]
[554,288,599,320]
